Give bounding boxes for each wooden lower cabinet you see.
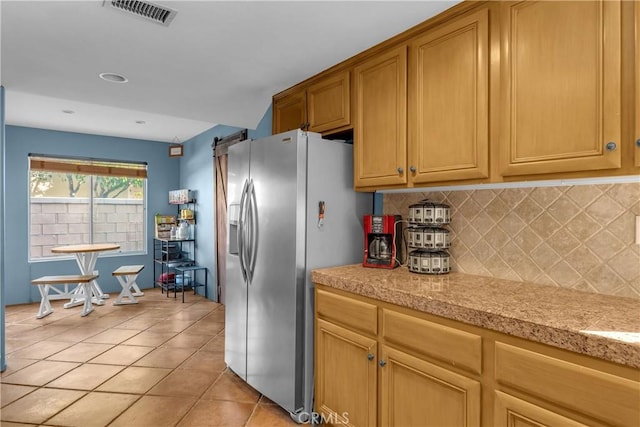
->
[494,391,588,427]
[314,285,640,427]
[494,341,640,426]
[315,318,377,427]
[380,345,481,427]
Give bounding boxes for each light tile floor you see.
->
[1,288,299,426]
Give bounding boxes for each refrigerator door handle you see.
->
[238,179,249,282]
[248,179,259,281]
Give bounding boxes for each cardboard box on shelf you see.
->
[169,189,193,205]
[155,215,176,224]
[155,215,176,239]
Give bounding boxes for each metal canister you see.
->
[407,200,450,225]
[408,249,431,274]
[422,201,435,224]
[433,202,451,224]
[431,227,450,249]
[429,251,450,274]
[407,227,425,248]
[408,250,450,275]
[408,203,424,224]
[409,227,450,249]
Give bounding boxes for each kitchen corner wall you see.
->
[179,105,273,303]
[383,183,640,299]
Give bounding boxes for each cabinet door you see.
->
[409,7,489,184]
[315,319,377,427]
[307,71,351,133]
[635,1,640,167]
[494,391,588,427]
[273,89,307,134]
[354,45,408,188]
[380,345,481,427]
[500,1,622,176]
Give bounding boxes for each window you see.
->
[29,155,147,260]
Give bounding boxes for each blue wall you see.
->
[3,125,180,306]
[1,87,6,371]
[178,106,272,301]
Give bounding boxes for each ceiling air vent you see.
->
[107,0,177,27]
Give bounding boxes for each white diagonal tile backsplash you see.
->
[383,183,640,299]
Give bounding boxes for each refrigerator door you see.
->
[302,134,371,413]
[246,130,307,412]
[225,139,251,381]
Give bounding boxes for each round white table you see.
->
[51,243,120,308]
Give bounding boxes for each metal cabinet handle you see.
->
[605,142,617,151]
[410,166,416,173]
[379,360,387,367]
[636,139,640,148]
[397,167,404,174]
[367,353,374,361]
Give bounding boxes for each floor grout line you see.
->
[2,288,296,426]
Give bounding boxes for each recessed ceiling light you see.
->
[99,72,128,83]
[62,109,75,114]
[136,120,146,124]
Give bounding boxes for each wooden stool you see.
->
[112,265,145,305]
[31,274,98,318]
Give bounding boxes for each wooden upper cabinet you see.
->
[273,89,307,134]
[273,71,351,135]
[409,7,490,184]
[500,0,622,177]
[354,45,408,189]
[307,71,350,133]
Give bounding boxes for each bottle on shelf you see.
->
[177,221,190,239]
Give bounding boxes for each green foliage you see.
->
[93,176,144,198]
[30,171,143,198]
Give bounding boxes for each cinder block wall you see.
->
[30,198,144,258]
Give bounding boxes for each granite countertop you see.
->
[311,264,640,369]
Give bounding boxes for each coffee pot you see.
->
[369,236,392,260]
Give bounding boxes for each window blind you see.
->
[29,155,147,179]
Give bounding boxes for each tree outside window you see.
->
[29,155,147,260]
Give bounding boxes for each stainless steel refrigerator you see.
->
[225,129,370,418]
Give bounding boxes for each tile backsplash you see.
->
[383,183,640,299]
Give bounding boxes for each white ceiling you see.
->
[1,0,460,143]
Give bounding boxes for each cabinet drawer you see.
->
[382,309,482,375]
[495,342,640,426]
[316,288,377,336]
[494,391,588,427]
